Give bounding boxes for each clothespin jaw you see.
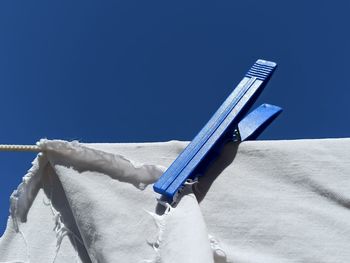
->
[237,103,282,141]
[153,59,282,201]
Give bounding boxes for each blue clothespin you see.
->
[153,59,282,201]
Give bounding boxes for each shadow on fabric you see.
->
[194,141,239,203]
[42,164,92,263]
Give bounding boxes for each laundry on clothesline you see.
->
[154,59,282,201]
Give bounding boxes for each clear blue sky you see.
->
[1,0,350,235]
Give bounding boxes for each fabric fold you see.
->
[1,140,215,263]
[149,185,214,263]
[1,138,350,263]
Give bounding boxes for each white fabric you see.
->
[1,138,350,263]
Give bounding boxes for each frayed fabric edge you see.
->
[37,139,166,190]
[142,202,172,263]
[145,183,195,262]
[144,208,232,263]
[5,151,85,263]
[9,153,48,232]
[3,153,48,263]
[5,139,167,263]
[142,182,232,263]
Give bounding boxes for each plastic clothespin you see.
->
[153,59,282,201]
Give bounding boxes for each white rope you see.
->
[0,144,40,152]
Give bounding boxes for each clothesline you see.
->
[0,144,40,152]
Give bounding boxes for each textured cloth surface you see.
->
[1,138,350,263]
